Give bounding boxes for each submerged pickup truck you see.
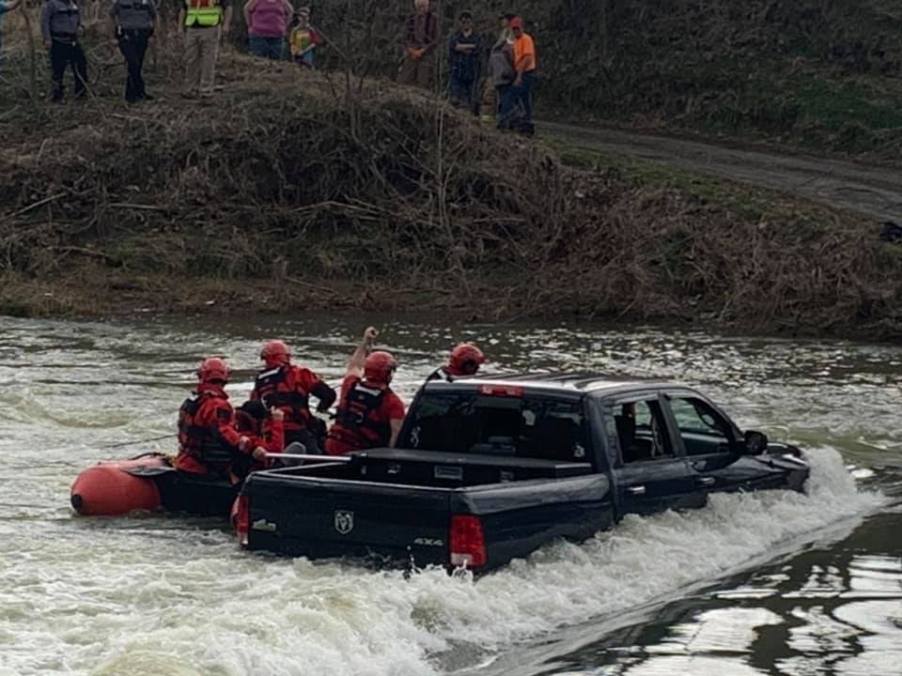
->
[236,374,810,572]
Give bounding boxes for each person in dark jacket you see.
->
[398,0,437,90]
[41,0,87,102]
[110,0,157,103]
[448,11,481,114]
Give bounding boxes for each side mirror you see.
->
[744,430,769,455]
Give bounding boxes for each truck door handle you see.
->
[697,476,716,487]
[628,486,646,496]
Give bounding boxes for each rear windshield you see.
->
[401,392,590,463]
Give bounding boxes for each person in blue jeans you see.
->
[499,16,536,134]
[243,0,291,60]
[0,0,23,67]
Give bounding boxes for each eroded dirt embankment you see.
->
[1,57,900,340]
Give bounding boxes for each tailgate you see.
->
[244,472,453,566]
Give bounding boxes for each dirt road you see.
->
[542,121,902,223]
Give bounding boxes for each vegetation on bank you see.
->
[2,54,900,338]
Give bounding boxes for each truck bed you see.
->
[268,448,594,487]
[241,449,611,570]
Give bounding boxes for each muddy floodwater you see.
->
[0,315,900,676]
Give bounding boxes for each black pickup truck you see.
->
[236,374,810,572]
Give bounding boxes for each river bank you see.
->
[2,55,901,340]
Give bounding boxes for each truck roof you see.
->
[426,372,688,397]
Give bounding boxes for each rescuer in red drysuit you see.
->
[174,357,266,478]
[325,327,406,456]
[228,400,285,483]
[426,342,486,383]
[250,339,336,454]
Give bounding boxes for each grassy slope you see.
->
[508,0,902,159]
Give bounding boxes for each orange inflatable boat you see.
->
[71,453,237,518]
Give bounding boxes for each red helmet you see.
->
[364,351,398,386]
[260,340,291,368]
[197,357,230,384]
[448,343,486,376]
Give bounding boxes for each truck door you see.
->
[607,394,705,516]
[663,393,787,493]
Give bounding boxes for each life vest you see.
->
[184,0,222,28]
[253,366,311,428]
[331,381,390,449]
[177,394,234,465]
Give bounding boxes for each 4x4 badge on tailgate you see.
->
[334,510,354,535]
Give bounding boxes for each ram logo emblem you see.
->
[334,510,354,535]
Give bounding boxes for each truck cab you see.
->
[238,374,809,572]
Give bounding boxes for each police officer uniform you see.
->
[110,0,157,102]
[41,0,86,101]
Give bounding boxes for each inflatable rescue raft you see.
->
[70,453,238,518]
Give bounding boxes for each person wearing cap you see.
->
[288,6,320,67]
[243,0,292,60]
[499,15,537,133]
[398,0,437,90]
[109,0,157,103]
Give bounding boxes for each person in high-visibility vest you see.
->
[177,0,232,96]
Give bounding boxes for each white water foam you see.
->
[0,446,879,676]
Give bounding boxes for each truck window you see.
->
[614,399,673,464]
[668,397,733,455]
[402,392,588,462]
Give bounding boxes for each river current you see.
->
[0,316,899,676]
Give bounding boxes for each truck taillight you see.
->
[449,515,486,569]
[235,494,250,548]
